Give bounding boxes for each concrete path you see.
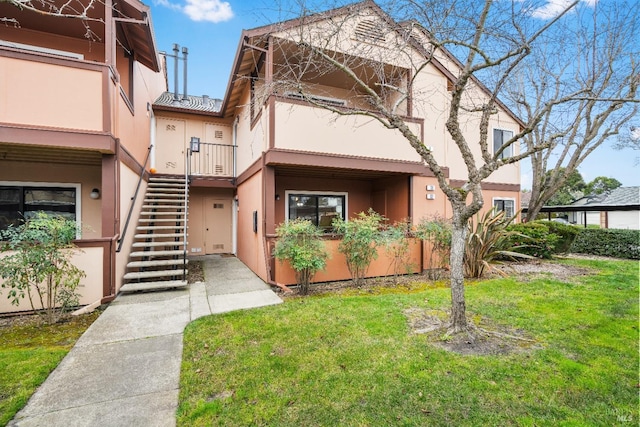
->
[9,256,282,427]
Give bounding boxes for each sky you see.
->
[147,0,639,188]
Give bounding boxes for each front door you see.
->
[204,197,232,254]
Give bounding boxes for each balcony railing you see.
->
[189,143,235,177]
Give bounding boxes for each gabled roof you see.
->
[218,0,524,128]
[153,92,223,115]
[571,186,640,208]
[0,0,159,72]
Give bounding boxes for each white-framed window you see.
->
[0,181,81,236]
[493,129,514,159]
[493,197,515,218]
[285,191,347,230]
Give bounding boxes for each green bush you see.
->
[570,228,640,259]
[273,219,328,294]
[507,222,559,259]
[541,221,581,253]
[415,215,451,279]
[333,209,384,286]
[380,219,413,284]
[0,213,84,324]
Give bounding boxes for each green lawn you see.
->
[178,259,639,426]
[0,312,100,426]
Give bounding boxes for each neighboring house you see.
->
[0,0,166,312]
[567,187,640,229]
[524,187,640,229]
[0,0,523,313]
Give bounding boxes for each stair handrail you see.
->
[116,145,153,253]
[183,147,189,281]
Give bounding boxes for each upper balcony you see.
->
[272,96,424,164]
[0,47,110,135]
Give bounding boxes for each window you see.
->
[493,129,513,159]
[0,185,78,232]
[287,192,346,230]
[493,198,515,218]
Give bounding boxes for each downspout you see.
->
[261,156,275,285]
[232,116,239,255]
[149,103,156,170]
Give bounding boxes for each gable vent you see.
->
[354,20,386,43]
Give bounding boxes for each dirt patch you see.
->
[404,308,542,356]
[491,260,592,282]
[278,274,432,298]
[277,259,594,297]
[187,260,205,283]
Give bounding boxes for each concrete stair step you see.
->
[141,205,186,209]
[149,178,186,184]
[127,259,188,268]
[129,249,186,258]
[147,183,185,188]
[139,211,186,216]
[123,269,188,280]
[134,233,184,239]
[132,241,186,248]
[120,280,188,293]
[144,193,185,198]
[147,187,185,192]
[143,199,186,204]
[136,225,187,231]
[138,218,185,224]
[149,176,186,181]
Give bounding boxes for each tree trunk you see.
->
[448,215,468,333]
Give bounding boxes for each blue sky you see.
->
[147,0,639,188]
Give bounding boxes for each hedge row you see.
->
[507,221,581,259]
[570,228,640,260]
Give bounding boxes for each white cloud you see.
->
[153,0,182,11]
[183,0,234,23]
[153,0,234,23]
[530,0,598,20]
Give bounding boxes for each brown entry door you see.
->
[204,198,232,254]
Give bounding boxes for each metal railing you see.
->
[183,148,190,281]
[117,145,152,253]
[189,143,235,177]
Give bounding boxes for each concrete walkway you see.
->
[9,256,282,427]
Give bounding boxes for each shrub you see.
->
[570,228,640,259]
[507,222,559,259]
[415,215,451,279]
[464,209,533,278]
[542,221,581,253]
[0,213,85,324]
[333,209,384,286]
[273,219,329,294]
[380,219,414,283]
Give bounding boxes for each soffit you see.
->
[0,143,102,166]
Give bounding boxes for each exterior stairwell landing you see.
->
[120,176,189,293]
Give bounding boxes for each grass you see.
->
[0,312,101,426]
[178,259,639,426]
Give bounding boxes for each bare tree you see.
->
[512,1,640,221]
[1,0,106,40]
[255,0,633,334]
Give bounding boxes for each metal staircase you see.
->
[120,176,189,293]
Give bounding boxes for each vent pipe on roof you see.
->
[173,43,180,101]
[182,46,188,101]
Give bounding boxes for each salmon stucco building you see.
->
[0,0,521,312]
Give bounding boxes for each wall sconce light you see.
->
[190,136,200,153]
[90,188,101,199]
[275,194,280,201]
